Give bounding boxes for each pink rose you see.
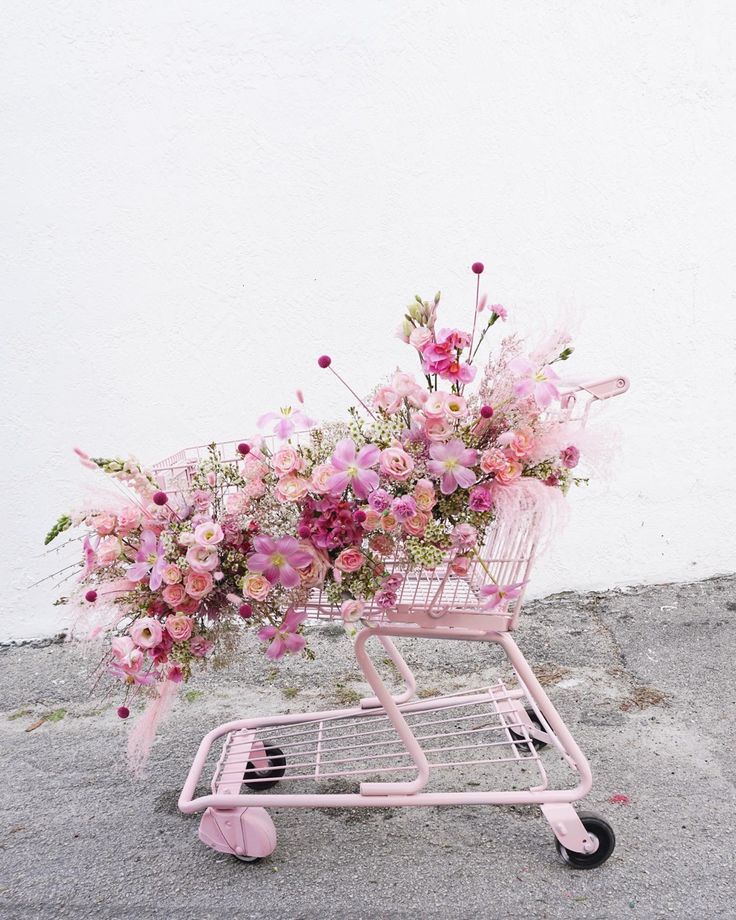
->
[185,570,213,599]
[97,536,121,565]
[413,478,437,511]
[402,511,429,537]
[335,547,365,573]
[379,447,415,481]
[162,564,182,585]
[480,448,508,475]
[381,512,399,532]
[340,599,365,623]
[194,521,224,546]
[468,485,493,512]
[275,474,310,503]
[243,573,271,601]
[224,491,249,515]
[561,445,580,469]
[450,555,471,576]
[165,614,193,642]
[186,544,219,573]
[90,513,117,536]
[311,464,335,494]
[117,506,141,536]
[495,459,522,485]
[363,509,382,532]
[163,583,187,607]
[298,541,330,588]
[272,446,303,476]
[189,635,214,657]
[130,617,163,649]
[498,427,535,459]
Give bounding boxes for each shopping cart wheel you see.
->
[554,813,615,869]
[243,743,286,790]
[509,709,549,750]
[234,855,261,864]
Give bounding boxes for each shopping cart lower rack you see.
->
[175,375,629,869]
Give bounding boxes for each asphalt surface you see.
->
[1,576,734,919]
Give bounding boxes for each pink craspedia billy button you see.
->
[117,706,130,720]
[317,355,332,368]
[152,490,168,506]
[85,589,97,603]
[239,603,253,620]
[480,405,494,419]
[354,509,367,523]
[237,442,250,455]
[471,262,484,274]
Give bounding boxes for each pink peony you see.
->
[184,570,213,599]
[427,439,478,494]
[165,614,193,642]
[334,547,366,573]
[130,617,163,650]
[163,583,187,608]
[379,447,415,481]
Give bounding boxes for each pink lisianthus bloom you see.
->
[427,439,478,494]
[423,392,446,418]
[130,616,163,650]
[424,414,454,442]
[194,521,224,546]
[391,494,417,522]
[450,522,477,550]
[186,543,219,573]
[184,570,214,599]
[479,580,527,610]
[257,405,313,440]
[126,530,166,590]
[334,547,365,573]
[165,614,193,642]
[247,535,313,588]
[258,608,308,660]
[497,427,536,459]
[507,357,560,409]
[409,326,433,350]
[560,445,580,469]
[189,634,214,657]
[444,394,468,420]
[379,447,415,481]
[327,439,380,500]
[340,599,365,623]
[109,636,155,685]
[468,485,494,512]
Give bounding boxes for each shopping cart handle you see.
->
[578,375,630,400]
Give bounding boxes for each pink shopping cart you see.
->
[170,374,629,868]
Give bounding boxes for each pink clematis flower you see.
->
[258,608,308,660]
[479,581,527,611]
[507,358,560,409]
[426,439,478,494]
[326,439,380,500]
[257,405,314,440]
[126,530,166,591]
[247,535,313,588]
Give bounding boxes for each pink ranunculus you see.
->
[340,599,365,623]
[117,506,141,536]
[327,439,380,500]
[451,522,478,550]
[130,617,163,650]
[97,536,121,565]
[507,357,560,409]
[272,445,303,476]
[424,415,454,442]
[402,511,429,537]
[334,547,366,573]
[311,463,336,494]
[498,427,535,459]
[189,634,214,657]
[413,478,437,511]
[162,564,182,585]
[163,583,187,608]
[247,534,314,588]
[427,439,479,494]
[450,555,471,576]
[258,608,308,660]
[184,570,213,599]
[194,521,224,547]
[186,543,219,573]
[275,474,310,503]
[91,513,117,536]
[379,447,415,481]
[224,491,249,515]
[480,448,508,475]
[297,541,330,588]
[468,485,494,512]
[409,326,432,350]
[165,614,193,642]
[242,573,272,601]
[373,385,402,414]
[561,445,580,469]
[391,494,417,522]
[495,459,523,486]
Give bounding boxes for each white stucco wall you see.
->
[2,1,736,641]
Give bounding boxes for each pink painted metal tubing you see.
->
[359,634,416,708]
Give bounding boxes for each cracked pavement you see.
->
[1,576,734,919]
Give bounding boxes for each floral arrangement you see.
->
[45,262,587,764]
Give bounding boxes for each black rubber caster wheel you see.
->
[509,708,549,750]
[234,854,262,864]
[242,743,286,790]
[555,813,616,869]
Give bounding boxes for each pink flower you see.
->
[258,406,313,440]
[162,564,182,585]
[402,511,429,537]
[311,463,336,493]
[165,614,193,642]
[186,543,219,573]
[340,599,365,623]
[258,608,308,660]
[381,512,399,532]
[224,491,249,515]
[189,634,214,657]
[369,533,395,555]
[507,357,560,409]
[248,535,313,588]
[450,556,471,576]
[184,570,213,599]
[368,488,392,512]
[334,547,365,573]
[272,446,303,476]
[427,439,478,494]
[498,427,536,459]
[97,536,121,565]
[421,329,476,383]
[424,415,454,442]
[117,506,142,536]
[190,490,212,512]
[297,541,330,587]
[242,572,272,600]
[373,386,402,414]
[561,445,580,469]
[240,457,268,480]
[423,392,447,418]
[244,479,266,500]
[194,521,224,546]
[90,513,117,536]
[274,474,310,503]
[468,485,493,512]
[409,327,432,350]
[495,458,522,486]
[130,617,163,650]
[413,478,437,511]
[451,523,477,550]
[379,447,415,481]
[162,583,187,607]
[480,581,527,610]
[126,530,166,590]
[363,508,382,531]
[109,636,155,685]
[327,439,380,500]
[391,494,417,522]
[167,664,184,683]
[480,448,508,475]
[444,394,468,419]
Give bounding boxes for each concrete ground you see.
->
[0,576,734,920]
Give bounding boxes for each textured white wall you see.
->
[2,1,736,641]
